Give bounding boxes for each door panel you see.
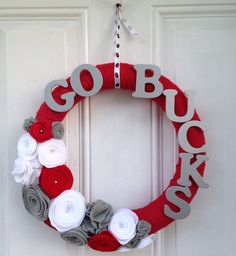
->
[0,1,235,256]
[153,5,236,256]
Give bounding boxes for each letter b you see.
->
[132,64,163,98]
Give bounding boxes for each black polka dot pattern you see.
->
[114,5,121,88]
[113,4,139,89]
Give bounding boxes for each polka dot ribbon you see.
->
[114,3,139,88]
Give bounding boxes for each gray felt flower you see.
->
[124,220,151,248]
[52,122,64,139]
[81,200,113,235]
[124,237,139,248]
[136,220,151,239]
[22,185,50,221]
[23,117,37,132]
[61,226,89,246]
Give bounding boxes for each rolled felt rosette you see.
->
[29,121,52,143]
[17,133,38,160]
[38,139,67,168]
[39,165,73,198]
[48,190,86,232]
[61,226,89,246]
[108,208,139,245]
[88,230,120,252]
[22,185,50,221]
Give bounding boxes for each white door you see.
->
[1,0,235,256]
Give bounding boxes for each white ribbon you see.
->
[17,133,38,160]
[48,190,86,232]
[38,139,67,168]
[108,208,139,245]
[113,4,139,88]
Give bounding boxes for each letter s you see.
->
[164,186,191,219]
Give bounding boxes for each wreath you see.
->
[12,63,208,252]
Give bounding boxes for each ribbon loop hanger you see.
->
[113,3,139,88]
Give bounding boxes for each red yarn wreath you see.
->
[36,63,206,234]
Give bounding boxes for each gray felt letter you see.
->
[44,79,76,112]
[164,186,191,219]
[178,153,209,188]
[164,89,196,122]
[132,64,163,98]
[70,64,103,97]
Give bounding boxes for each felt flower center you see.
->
[119,223,124,229]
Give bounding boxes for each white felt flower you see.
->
[38,139,67,168]
[17,133,38,160]
[108,209,139,245]
[12,157,41,185]
[48,190,86,232]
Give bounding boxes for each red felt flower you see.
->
[29,121,52,143]
[88,230,120,252]
[39,165,73,198]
